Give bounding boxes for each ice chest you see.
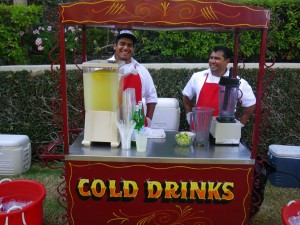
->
[144,98,180,131]
[268,144,300,188]
[0,134,31,176]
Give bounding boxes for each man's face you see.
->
[208,50,230,77]
[114,37,134,63]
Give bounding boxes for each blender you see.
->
[81,60,120,147]
[210,68,242,145]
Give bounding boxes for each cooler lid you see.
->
[156,98,179,108]
[269,145,300,158]
[0,134,29,147]
[82,60,118,69]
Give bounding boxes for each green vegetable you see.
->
[176,132,192,146]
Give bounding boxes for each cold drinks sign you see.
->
[66,161,253,225]
[77,179,234,202]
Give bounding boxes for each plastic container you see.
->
[0,179,46,225]
[0,135,31,176]
[143,98,180,131]
[268,145,300,187]
[82,60,119,111]
[282,200,300,225]
[192,107,214,146]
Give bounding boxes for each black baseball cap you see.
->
[116,30,137,44]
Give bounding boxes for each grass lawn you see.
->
[1,161,299,225]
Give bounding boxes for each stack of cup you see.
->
[121,88,136,124]
[117,120,136,150]
[116,88,137,150]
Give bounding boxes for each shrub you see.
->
[0,4,42,65]
[30,25,82,64]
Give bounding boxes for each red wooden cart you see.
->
[39,1,272,224]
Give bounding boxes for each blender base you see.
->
[210,117,241,145]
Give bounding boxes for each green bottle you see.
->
[138,101,145,131]
[133,104,142,131]
[131,104,140,142]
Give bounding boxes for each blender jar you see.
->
[217,76,240,123]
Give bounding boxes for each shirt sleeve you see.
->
[182,75,196,100]
[182,71,207,102]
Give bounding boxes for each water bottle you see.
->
[138,101,145,131]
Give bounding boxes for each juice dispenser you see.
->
[82,60,120,147]
[210,68,242,145]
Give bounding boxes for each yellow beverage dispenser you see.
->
[82,60,120,147]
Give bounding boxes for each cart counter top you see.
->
[67,131,254,165]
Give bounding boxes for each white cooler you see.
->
[144,98,180,131]
[0,134,31,176]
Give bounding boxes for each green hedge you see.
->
[0,4,42,65]
[0,68,299,158]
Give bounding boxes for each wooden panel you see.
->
[66,160,254,225]
[60,0,270,30]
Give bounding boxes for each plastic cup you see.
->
[121,134,132,150]
[117,120,136,150]
[135,131,148,152]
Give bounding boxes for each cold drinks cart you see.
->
[41,0,271,224]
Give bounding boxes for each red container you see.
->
[0,179,46,225]
[282,200,300,225]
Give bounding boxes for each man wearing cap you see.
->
[108,30,157,127]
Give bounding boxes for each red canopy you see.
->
[60,0,270,31]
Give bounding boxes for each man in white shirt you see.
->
[108,30,157,126]
[182,46,256,126]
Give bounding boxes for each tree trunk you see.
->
[13,0,27,5]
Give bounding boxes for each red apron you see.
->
[196,73,219,116]
[120,72,148,127]
[190,74,218,131]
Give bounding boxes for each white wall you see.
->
[13,0,27,5]
[0,63,299,73]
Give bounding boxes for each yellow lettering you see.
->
[109,180,122,197]
[146,181,162,198]
[77,179,90,197]
[165,181,179,199]
[123,181,139,198]
[190,182,206,199]
[180,182,188,199]
[222,182,234,201]
[207,182,222,200]
[90,179,106,198]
